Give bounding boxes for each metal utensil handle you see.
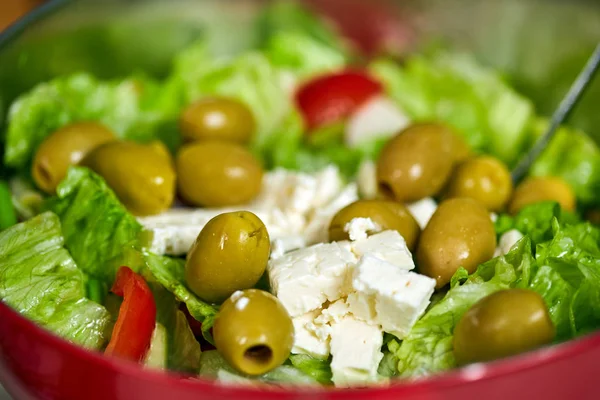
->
[511,43,600,184]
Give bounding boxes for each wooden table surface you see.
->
[0,0,45,31]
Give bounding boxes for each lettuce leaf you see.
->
[143,252,218,343]
[171,42,292,153]
[529,120,600,206]
[264,31,347,80]
[395,238,535,377]
[45,167,145,283]
[152,284,202,374]
[288,354,333,385]
[495,202,581,246]
[370,53,534,164]
[4,74,180,170]
[200,351,319,386]
[255,0,343,51]
[0,212,110,349]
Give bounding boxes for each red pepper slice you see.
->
[295,70,383,131]
[105,266,156,362]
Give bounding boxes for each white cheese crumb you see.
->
[344,218,381,241]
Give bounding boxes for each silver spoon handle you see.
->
[511,43,600,184]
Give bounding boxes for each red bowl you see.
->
[1,301,600,400]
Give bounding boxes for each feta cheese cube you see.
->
[344,217,381,241]
[357,160,378,199]
[270,235,307,260]
[406,198,437,229]
[304,183,359,244]
[351,230,415,270]
[329,315,384,387]
[291,310,330,359]
[268,242,357,317]
[494,229,524,257]
[350,255,435,339]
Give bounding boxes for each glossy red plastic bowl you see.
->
[2,301,600,400]
[2,0,600,399]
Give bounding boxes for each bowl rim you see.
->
[2,300,600,396]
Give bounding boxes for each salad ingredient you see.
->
[509,176,576,215]
[345,96,410,149]
[105,266,157,362]
[444,156,513,212]
[4,73,179,170]
[180,97,256,144]
[329,313,384,387]
[268,241,358,317]
[0,181,17,230]
[200,350,318,386]
[291,310,330,359]
[494,229,525,257]
[529,121,600,206]
[288,354,333,384]
[406,198,438,230]
[213,289,294,376]
[376,123,456,202]
[453,289,554,365]
[393,238,536,377]
[370,53,534,164]
[176,141,264,207]
[31,122,116,194]
[0,212,111,348]
[82,141,176,216]
[185,211,270,303]
[417,198,497,288]
[348,254,436,339]
[144,253,218,342]
[46,167,145,283]
[328,200,420,251]
[295,71,383,131]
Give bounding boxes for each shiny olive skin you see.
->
[213,289,294,376]
[377,123,464,202]
[417,198,496,288]
[445,156,513,212]
[32,122,116,194]
[329,200,420,250]
[176,141,264,207]
[508,176,576,215]
[454,289,555,365]
[180,97,256,144]
[82,141,175,216]
[185,211,270,304]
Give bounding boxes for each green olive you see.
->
[176,141,264,207]
[328,200,420,251]
[444,156,513,212]
[453,289,555,365]
[213,289,294,376]
[417,198,496,288]
[508,176,575,215]
[180,97,256,144]
[32,122,116,194]
[82,141,175,216]
[377,123,462,202]
[185,211,270,303]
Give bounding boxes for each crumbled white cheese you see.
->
[351,230,414,270]
[270,235,307,260]
[357,160,378,199]
[267,241,357,317]
[494,229,524,257]
[291,310,330,359]
[344,217,381,241]
[349,254,435,339]
[329,315,384,387]
[406,198,437,229]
